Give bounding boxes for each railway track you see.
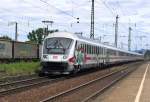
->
[0,74,37,84]
[40,63,139,102]
[0,75,66,97]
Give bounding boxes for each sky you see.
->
[0,0,149,50]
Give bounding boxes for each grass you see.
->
[0,61,41,76]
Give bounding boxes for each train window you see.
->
[94,46,95,54]
[89,45,91,54]
[86,45,88,54]
[100,47,102,55]
[122,52,124,56]
[86,44,88,53]
[95,46,97,54]
[82,44,84,51]
[96,46,98,54]
[94,46,96,54]
[92,46,93,54]
[88,45,90,54]
[93,46,94,54]
[112,50,116,55]
[85,44,86,53]
[95,46,96,54]
[92,46,94,54]
[97,46,99,54]
[100,47,102,54]
[109,49,112,55]
[91,45,93,54]
[119,51,121,56]
[91,45,92,54]
[108,49,112,55]
[45,38,73,54]
[87,45,89,54]
[97,47,99,54]
[85,44,87,53]
[101,47,103,55]
[80,44,83,49]
[110,49,112,55]
[93,46,96,54]
[116,51,119,56]
[102,47,104,55]
[121,52,124,56]
[123,52,125,56]
[83,44,85,52]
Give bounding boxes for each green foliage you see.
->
[27,28,59,44]
[0,35,12,41]
[0,62,40,76]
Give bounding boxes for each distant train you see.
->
[40,32,144,75]
[0,39,41,61]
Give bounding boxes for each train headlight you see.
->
[63,55,67,59]
[43,55,48,59]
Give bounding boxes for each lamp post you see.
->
[42,20,54,36]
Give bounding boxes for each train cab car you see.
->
[40,32,77,75]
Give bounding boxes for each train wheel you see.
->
[38,71,45,77]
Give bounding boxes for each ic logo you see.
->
[53,56,58,59]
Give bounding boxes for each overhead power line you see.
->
[95,0,116,16]
[39,0,77,19]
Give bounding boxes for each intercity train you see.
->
[40,32,143,75]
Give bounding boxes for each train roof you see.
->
[46,32,143,56]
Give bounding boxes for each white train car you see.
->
[40,32,143,75]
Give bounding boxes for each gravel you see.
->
[0,63,135,102]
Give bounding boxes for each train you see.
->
[40,32,144,75]
[0,39,41,61]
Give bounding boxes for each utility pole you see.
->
[8,21,18,41]
[90,0,94,39]
[15,22,18,41]
[99,36,102,43]
[135,35,146,50]
[114,15,119,47]
[128,27,132,51]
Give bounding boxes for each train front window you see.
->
[44,38,73,54]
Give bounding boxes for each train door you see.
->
[106,49,110,64]
[100,47,104,64]
[74,41,85,69]
[103,47,106,64]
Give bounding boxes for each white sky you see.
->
[0,0,150,50]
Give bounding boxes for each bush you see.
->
[0,61,40,76]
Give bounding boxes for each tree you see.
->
[0,35,12,41]
[27,28,59,44]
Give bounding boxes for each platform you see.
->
[93,62,150,102]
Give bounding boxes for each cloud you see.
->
[0,0,149,50]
